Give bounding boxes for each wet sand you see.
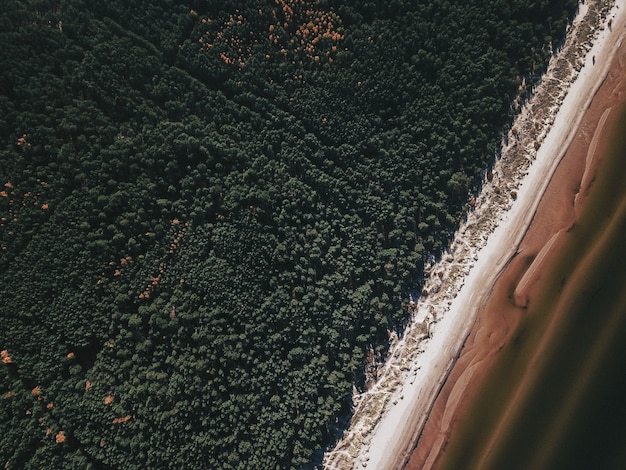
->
[405,10,626,470]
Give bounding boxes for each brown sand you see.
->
[405,18,626,470]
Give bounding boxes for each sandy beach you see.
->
[324,1,625,468]
[407,4,626,468]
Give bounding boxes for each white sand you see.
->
[324,1,626,468]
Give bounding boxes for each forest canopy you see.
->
[1,0,577,468]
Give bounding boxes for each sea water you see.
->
[440,107,626,470]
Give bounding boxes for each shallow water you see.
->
[438,107,626,470]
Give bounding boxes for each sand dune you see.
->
[324,1,625,468]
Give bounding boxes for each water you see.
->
[439,107,626,470]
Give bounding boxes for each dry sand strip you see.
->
[323,1,624,468]
[408,8,626,470]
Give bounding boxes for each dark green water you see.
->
[440,107,626,470]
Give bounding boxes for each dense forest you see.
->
[1,0,577,468]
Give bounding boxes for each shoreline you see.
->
[416,88,626,469]
[323,1,622,468]
[407,0,626,467]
